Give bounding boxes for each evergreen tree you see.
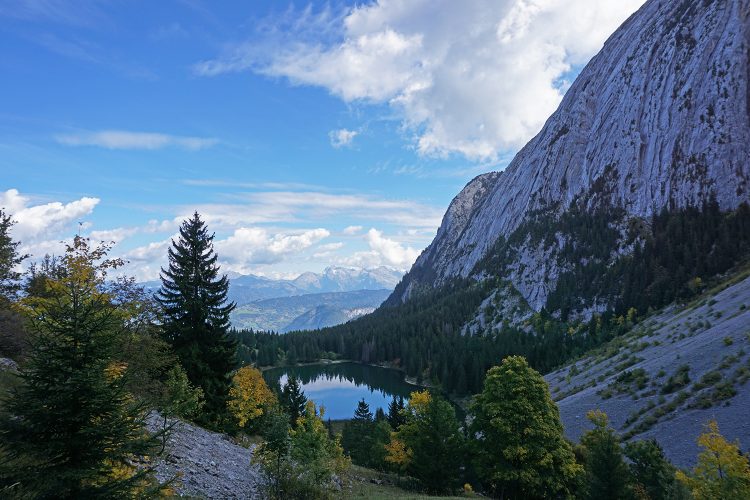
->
[398,390,465,494]
[374,407,386,422]
[0,209,26,303]
[387,395,407,429]
[0,237,163,498]
[280,375,306,426]
[156,212,237,427]
[580,410,633,500]
[469,356,581,499]
[342,399,375,466]
[0,211,27,359]
[625,439,688,500]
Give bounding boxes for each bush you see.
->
[661,365,690,394]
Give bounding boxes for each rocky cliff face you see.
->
[393,0,750,310]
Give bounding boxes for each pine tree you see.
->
[397,390,465,494]
[580,410,633,500]
[280,375,307,427]
[387,395,407,429]
[342,399,375,466]
[0,237,163,498]
[0,210,26,303]
[0,211,27,359]
[156,212,237,427]
[469,356,582,499]
[625,438,687,500]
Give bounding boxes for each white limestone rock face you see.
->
[395,0,750,310]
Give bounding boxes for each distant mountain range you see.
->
[141,266,403,331]
[231,289,391,333]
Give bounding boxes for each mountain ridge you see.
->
[391,0,750,314]
[142,265,402,306]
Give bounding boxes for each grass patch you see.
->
[345,466,473,499]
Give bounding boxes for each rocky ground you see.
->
[546,269,750,468]
[146,414,262,499]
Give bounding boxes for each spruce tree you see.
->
[0,237,163,498]
[398,391,465,494]
[0,211,27,359]
[342,399,375,466]
[280,375,307,426]
[580,410,633,500]
[387,395,407,429]
[0,210,26,303]
[156,212,237,427]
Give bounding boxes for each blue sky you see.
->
[0,0,644,280]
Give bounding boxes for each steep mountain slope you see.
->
[391,0,750,314]
[231,289,390,333]
[547,265,750,468]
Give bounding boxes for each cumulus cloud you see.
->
[1,188,100,244]
[343,228,419,270]
[216,227,330,269]
[342,225,363,235]
[329,128,359,148]
[55,130,218,150]
[196,0,645,160]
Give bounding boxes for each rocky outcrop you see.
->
[394,0,750,310]
[147,414,262,499]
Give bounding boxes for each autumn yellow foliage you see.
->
[407,389,431,416]
[228,366,276,428]
[384,433,411,473]
[676,420,750,499]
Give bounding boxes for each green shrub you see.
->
[661,365,690,394]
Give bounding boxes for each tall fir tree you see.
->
[579,410,633,500]
[280,375,307,427]
[0,210,27,359]
[387,395,407,430]
[342,399,375,466]
[397,391,465,494]
[156,212,237,427]
[0,237,163,498]
[0,210,26,303]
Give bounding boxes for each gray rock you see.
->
[146,414,262,499]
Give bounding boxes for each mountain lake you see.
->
[263,362,417,420]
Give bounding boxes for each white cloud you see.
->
[329,128,359,148]
[342,225,363,235]
[55,130,218,150]
[189,190,442,231]
[343,228,419,270]
[197,0,645,160]
[216,227,330,269]
[89,226,138,244]
[1,188,100,244]
[317,242,344,252]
